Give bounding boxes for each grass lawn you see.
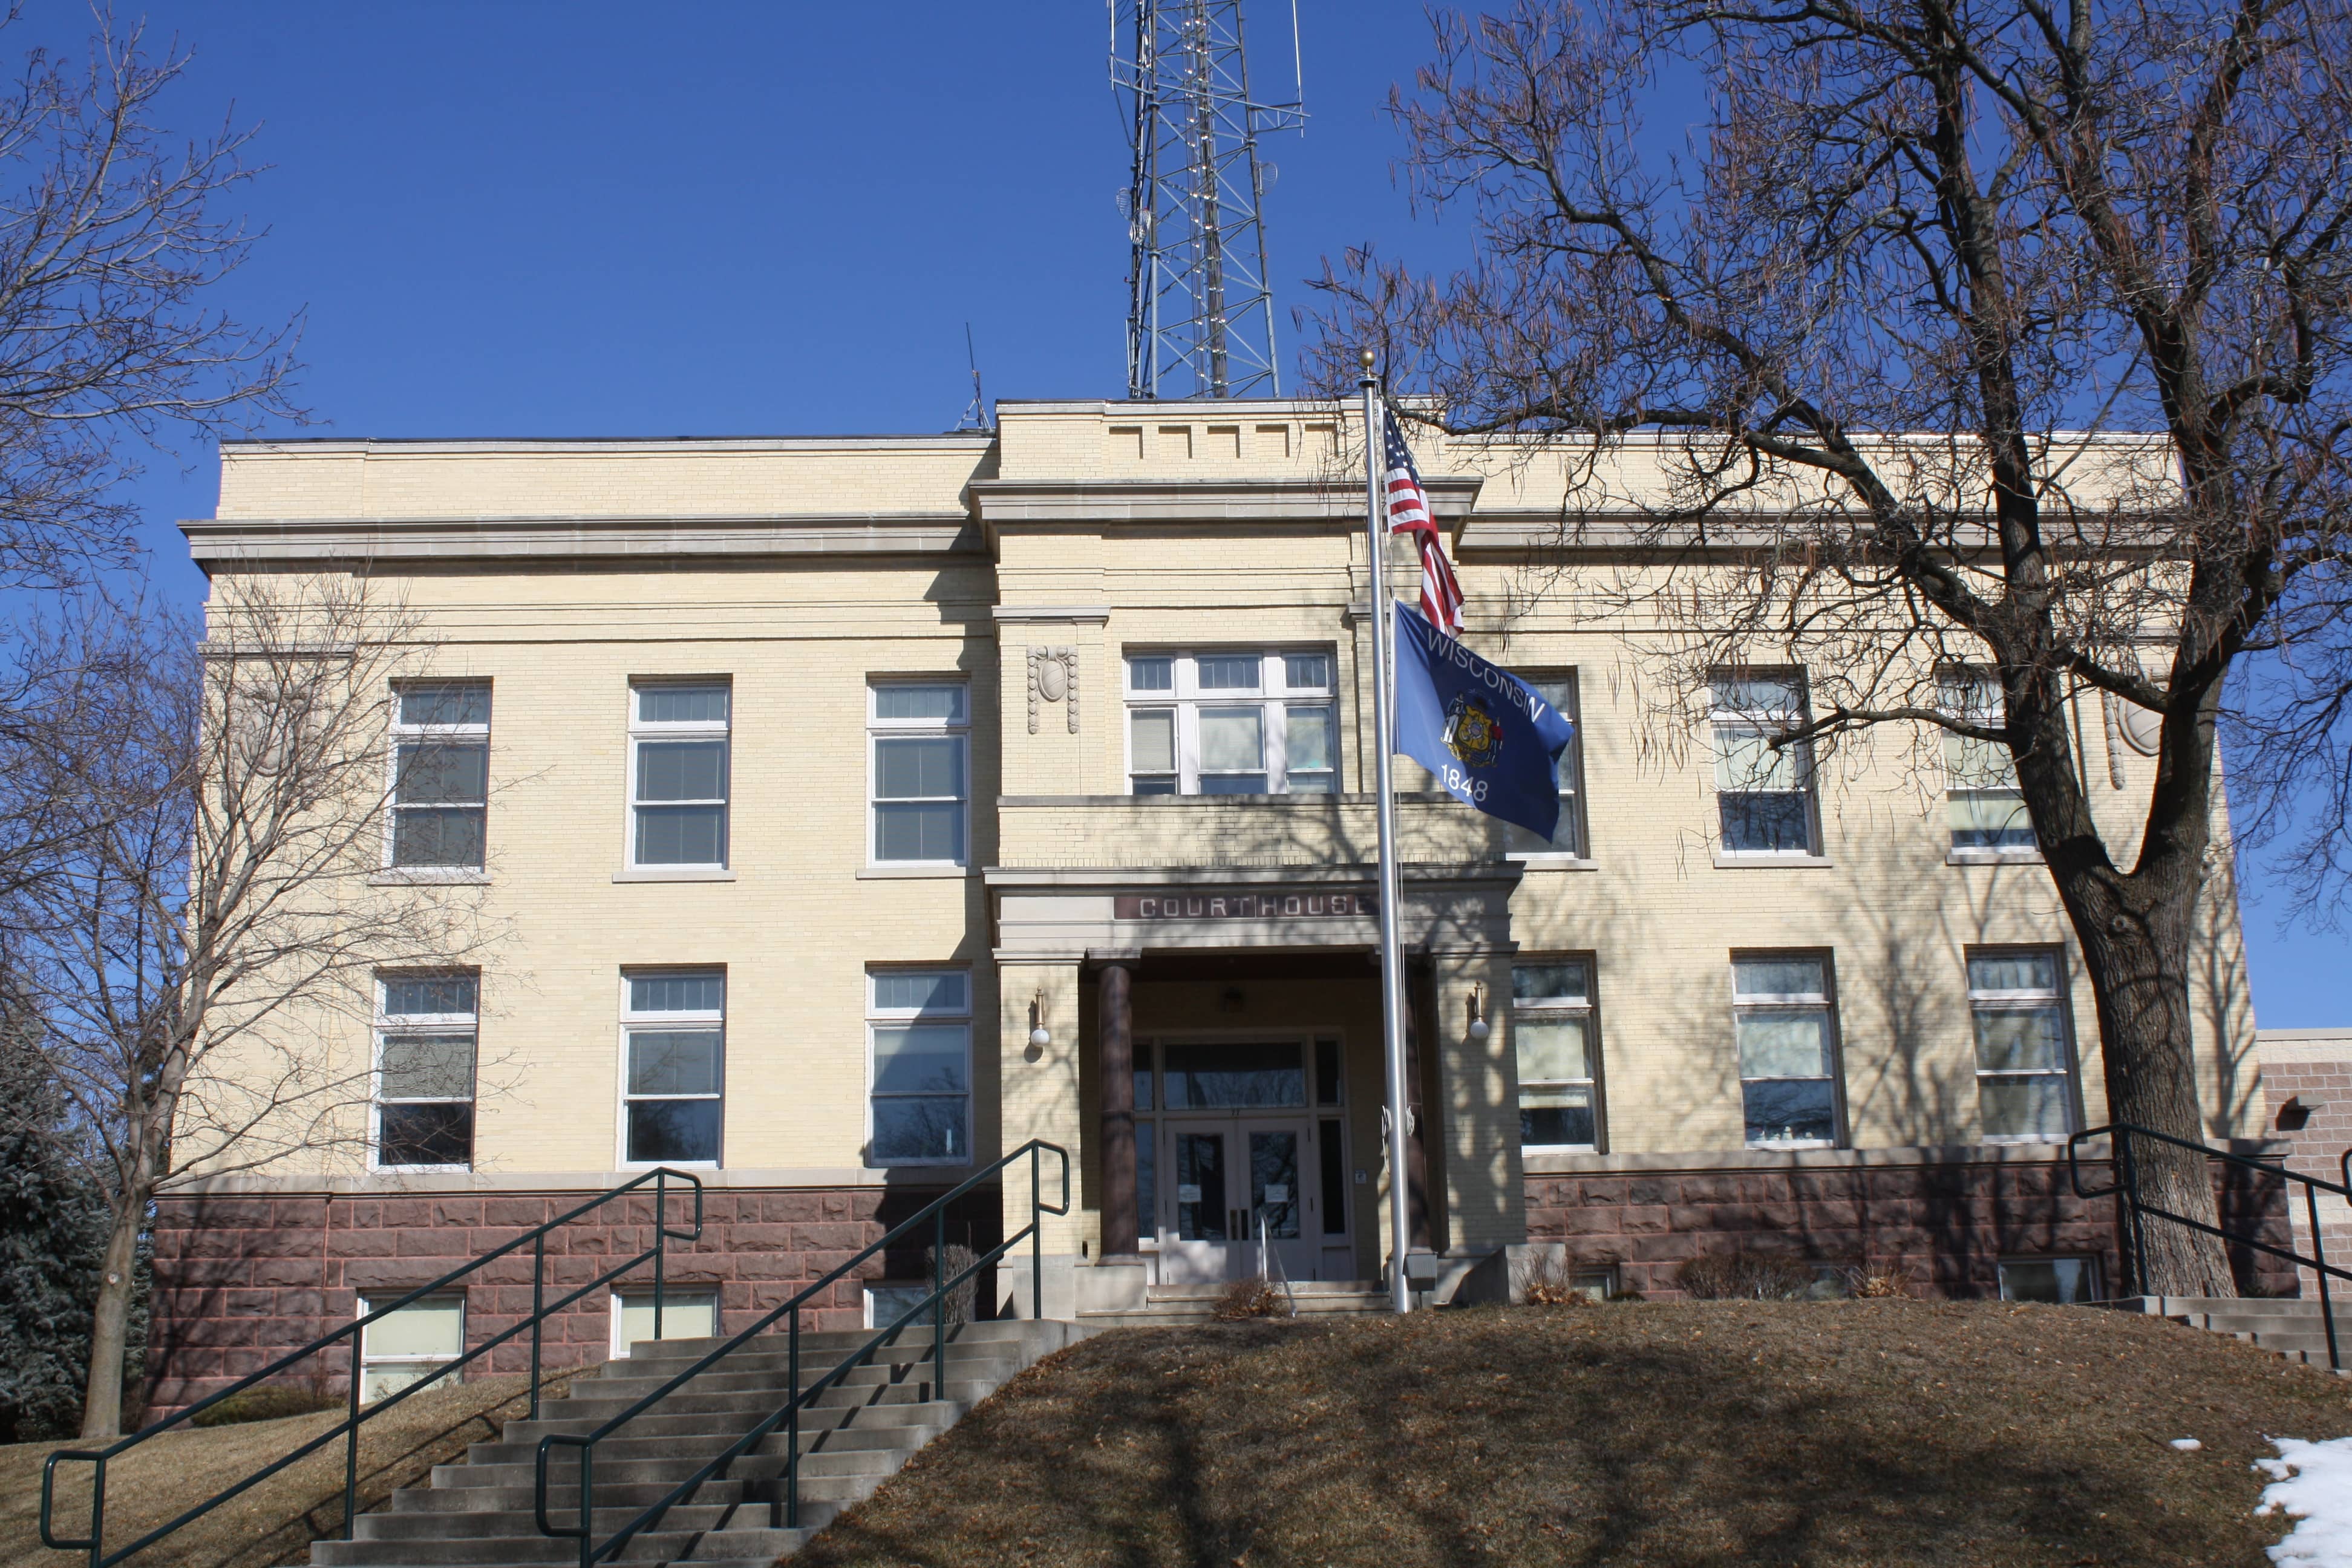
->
[0,1370,577,1568]
[797,1301,2352,1568]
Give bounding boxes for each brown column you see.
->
[1402,961,1435,1251]
[1098,958,1140,1259]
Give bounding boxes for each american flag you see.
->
[1383,408,1465,635]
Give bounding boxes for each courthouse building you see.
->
[148,398,2269,1410]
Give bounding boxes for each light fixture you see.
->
[1028,990,1051,1049]
[1467,984,1491,1042]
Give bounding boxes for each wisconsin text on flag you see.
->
[1383,408,1466,635]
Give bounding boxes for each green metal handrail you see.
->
[534,1138,1068,1564]
[41,1167,704,1568]
[2067,1122,2348,1370]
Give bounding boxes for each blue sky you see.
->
[23,0,2345,1027]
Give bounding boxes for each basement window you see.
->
[1998,1256,2100,1304]
[609,1289,719,1357]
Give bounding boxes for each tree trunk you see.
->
[79,1194,146,1439]
[2058,864,2238,1299]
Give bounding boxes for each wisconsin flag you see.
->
[1391,603,1575,840]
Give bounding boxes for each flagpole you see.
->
[1362,351,1414,1315]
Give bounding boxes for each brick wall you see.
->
[145,1184,998,1418]
[2257,1030,2352,1298]
[1523,1151,2295,1299]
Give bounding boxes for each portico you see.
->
[988,859,1519,1318]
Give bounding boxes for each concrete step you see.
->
[315,1529,699,1566]
[391,1478,750,1514]
[356,1504,734,1541]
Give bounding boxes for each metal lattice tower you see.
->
[1111,0,1304,400]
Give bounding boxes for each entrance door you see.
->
[1155,1120,1322,1284]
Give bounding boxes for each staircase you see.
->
[2117,1296,2352,1373]
[313,1318,1088,1568]
[1078,1279,1392,1328]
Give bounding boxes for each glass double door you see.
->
[1157,1118,1324,1284]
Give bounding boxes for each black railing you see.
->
[41,1167,704,1568]
[534,1138,1068,1564]
[2066,1122,2350,1371]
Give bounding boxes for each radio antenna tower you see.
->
[1110,0,1305,400]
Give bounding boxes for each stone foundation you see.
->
[1523,1145,2295,1299]
[146,1182,999,1418]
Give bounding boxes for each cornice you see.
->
[969,474,1482,533]
[182,511,984,568]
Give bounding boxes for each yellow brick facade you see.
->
[181,399,2259,1311]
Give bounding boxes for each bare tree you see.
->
[0,578,498,1437]
[0,6,299,591]
[1301,0,2352,1295]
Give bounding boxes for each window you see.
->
[864,1283,933,1331]
[1731,954,1841,1147]
[1504,673,1586,856]
[388,682,489,869]
[1125,650,1336,795]
[621,970,724,1165]
[610,1289,717,1357]
[1711,672,1817,855]
[358,1295,463,1403]
[1998,1256,2099,1304]
[869,682,969,864]
[374,974,477,1170]
[1514,962,1598,1149]
[629,682,730,867]
[1942,671,2035,854]
[1968,950,2076,1140]
[867,970,971,1165]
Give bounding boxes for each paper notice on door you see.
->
[1177,1184,1202,1203]
[1264,1184,1289,1203]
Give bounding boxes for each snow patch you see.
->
[2171,1438,2203,1452]
[2256,1436,2352,1567]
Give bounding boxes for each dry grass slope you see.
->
[795,1302,2352,1568]
[0,1371,578,1568]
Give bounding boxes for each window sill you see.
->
[368,1163,474,1175]
[619,1160,720,1171]
[368,869,491,886]
[1520,1144,1599,1156]
[1712,852,1833,869]
[1745,1140,1843,1152]
[613,867,736,883]
[864,1159,976,1171]
[1505,854,1599,871]
[857,864,974,880]
[1947,849,2045,866]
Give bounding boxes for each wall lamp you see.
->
[1467,984,1491,1042]
[1028,990,1051,1049]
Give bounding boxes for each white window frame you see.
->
[627,680,731,871]
[618,969,726,1169]
[1122,649,1338,797]
[865,967,973,1169]
[867,681,971,867]
[1966,946,2080,1143]
[1997,1255,2102,1304]
[1709,671,1820,857]
[608,1287,719,1357]
[863,1281,934,1331]
[1730,951,1844,1149]
[1504,671,1589,858]
[370,973,478,1174]
[1941,670,2038,861]
[1511,959,1601,1152]
[357,1293,465,1404]
[385,681,491,874]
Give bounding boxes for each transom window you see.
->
[867,969,972,1166]
[1942,671,2036,854]
[621,970,724,1166]
[1731,953,1841,1148]
[1711,672,1818,855]
[629,682,730,867]
[1125,650,1336,796]
[1513,962,1598,1150]
[388,682,489,869]
[1967,949,2076,1141]
[374,973,478,1170]
[869,682,969,865]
